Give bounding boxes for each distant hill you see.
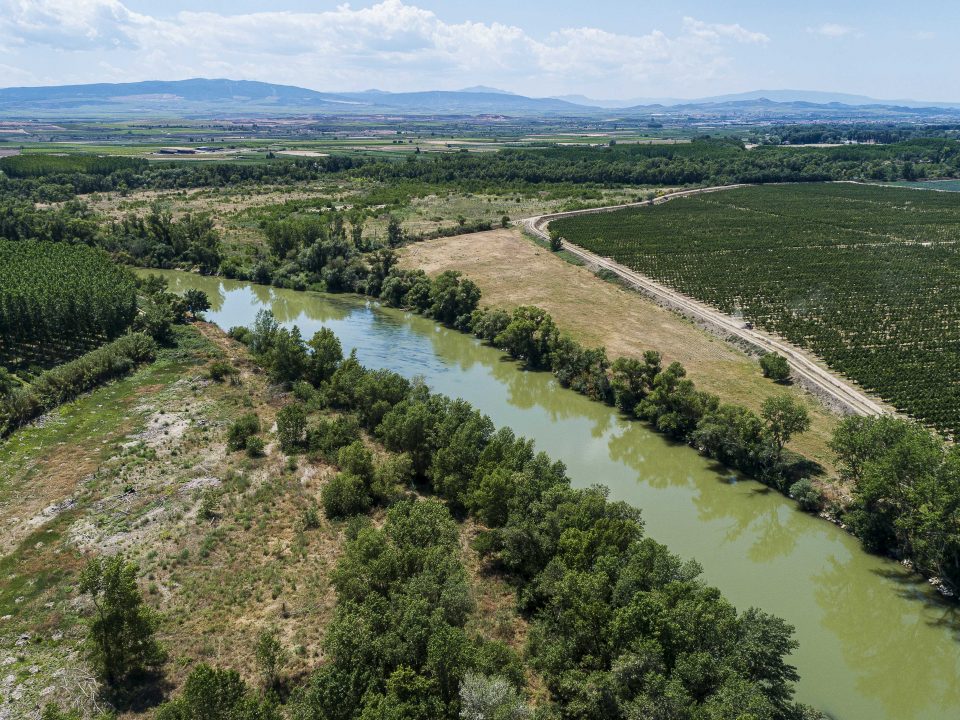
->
[1,78,958,120]
[0,78,592,118]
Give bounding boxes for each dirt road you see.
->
[523,186,888,418]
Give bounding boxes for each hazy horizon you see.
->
[1,0,958,103]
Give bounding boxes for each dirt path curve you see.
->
[522,185,888,418]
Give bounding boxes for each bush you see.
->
[337,440,375,482]
[789,478,824,512]
[760,352,791,381]
[321,473,371,518]
[276,402,308,451]
[245,435,266,458]
[300,504,321,530]
[307,415,362,460]
[208,360,237,382]
[1,333,156,436]
[228,326,252,344]
[228,413,260,451]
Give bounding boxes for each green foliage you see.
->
[553,183,960,434]
[79,555,165,688]
[470,307,511,344]
[154,663,280,720]
[306,327,343,386]
[183,289,211,315]
[307,414,362,461]
[548,229,562,252]
[208,360,236,383]
[789,479,823,512]
[337,440,375,482]
[106,207,223,274]
[831,415,960,592]
[761,395,812,461]
[321,472,372,518]
[494,306,559,369]
[276,402,308,451]
[760,352,791,382]
[266,327,308,384]
[296,359,812,719]
[0,332,156,436]
[0,239,137,359]
[255,629,287,691]
[1,153,146,177]
[245,435,266,458]
[428,271,481,329]
[228,413,260,452]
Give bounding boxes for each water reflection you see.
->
[142,270,960,720]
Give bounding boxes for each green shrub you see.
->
[759,352,791,381]
[321,473,371,518]
[208,360,237,382]
[789,478,823,512]
[228,326,252,344]
[245,435,266,458]
[337,440,375,482]
[276,402,307,451]
[307,415,361,460]
[228,413,260,451]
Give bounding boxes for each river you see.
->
[149,270,960,720]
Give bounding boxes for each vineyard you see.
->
[0,239,137,369]
[551,183,960,435]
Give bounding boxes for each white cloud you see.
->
[808,23,858,39]
[0,0,771,96]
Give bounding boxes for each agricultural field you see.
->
[0,239,137,370]
[552,183,960,435]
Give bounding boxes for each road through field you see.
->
[523,185,888,418]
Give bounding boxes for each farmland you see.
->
[551,183,960,435]
[0,239,137,368]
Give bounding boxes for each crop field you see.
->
[0,239,137,369]
[551,183,960,435]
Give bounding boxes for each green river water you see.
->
[150,270,960,720]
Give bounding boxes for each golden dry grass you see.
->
[401,228,840,471]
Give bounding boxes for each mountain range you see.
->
[1,78,958,120]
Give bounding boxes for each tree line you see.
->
[55,326,817,720]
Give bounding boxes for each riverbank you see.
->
[143,271,960,719]
[400,227,840,474]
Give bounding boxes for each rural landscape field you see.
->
[3,2,960,720]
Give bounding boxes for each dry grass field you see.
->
[401,228,840,471]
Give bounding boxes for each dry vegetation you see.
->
[0,323,528,719]
[401,228,840,470]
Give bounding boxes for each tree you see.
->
[306,327,343,386]
[249,309,279,356]
[79,555,165,688]
[321,473,372,518]
[494,306,559,369]
[267,327,307,384]
[460,673,529,720]
[759,352,790,382]
[761,394,811,460]
[387,216,404,248]
[255,629,288,692]
[276,402,307,451]
[182,289,210,315]
[428,271,481,328]
[154,664,279,720]
[548,229,562,252]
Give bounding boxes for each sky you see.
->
[0,0,957,101]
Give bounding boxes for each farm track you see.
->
[523,185,888,418]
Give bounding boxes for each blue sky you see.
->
[1,0,956,101]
